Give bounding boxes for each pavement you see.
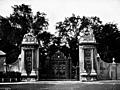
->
[0,80,120,90]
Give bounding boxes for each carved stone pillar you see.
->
[79,45,97,81]
[20,32,39,81]
[79,27,97,81]
[30,49,36,76]
[79,46,87,81]
[90,49,96,75]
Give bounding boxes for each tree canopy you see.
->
[94,23,120,63]
[0,4,120,65]
[0,4,51,64]
[56,14,120,63]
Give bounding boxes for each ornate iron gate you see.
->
[49,50,70,79]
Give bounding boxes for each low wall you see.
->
[97,59,120,80]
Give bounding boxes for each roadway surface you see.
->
[0,80,120,90]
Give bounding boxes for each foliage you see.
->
[56,14,120,63]
[9,4,49,46]
[56,14,102,65]
[93,23,120,63]
[0,4,49,64]
[0,4,120,65]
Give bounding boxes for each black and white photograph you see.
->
[0,0,120,90]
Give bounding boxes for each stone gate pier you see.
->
[79,27,98,81]
[20,32,39,81]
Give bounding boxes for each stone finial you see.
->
[112,58,116,64]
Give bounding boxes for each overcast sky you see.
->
[0,0,120,33]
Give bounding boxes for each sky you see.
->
[0,0,120,34]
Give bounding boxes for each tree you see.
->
[56,14,120,64]
[9,4,49,46]
[0,4,49,64]
[56,14,101,65]
[38,31,54,61]
[93,23,120,63]
[47,36,70,56]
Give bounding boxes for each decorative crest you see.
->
[79,26,96,43]
[22,30,38,44]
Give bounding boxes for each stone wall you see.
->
[97,59,111,80]
[97,58,120,80]
[8,58,21,72]
[117,64,120,79]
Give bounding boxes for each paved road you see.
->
[0,81,120,90]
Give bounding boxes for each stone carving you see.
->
[84,49,92,75]
[20,31,39,81]
[24,50,32,76]
[22,31,38,44]
[79,26,96,43]
[79,27,97,81]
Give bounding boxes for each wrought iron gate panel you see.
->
[50,51,69,79]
